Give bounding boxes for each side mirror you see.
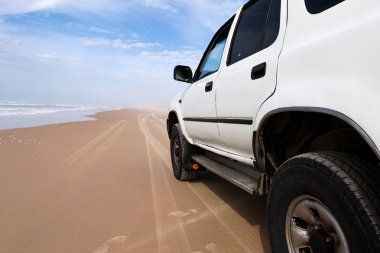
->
[173,65,193,83]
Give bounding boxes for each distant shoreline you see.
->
[0,108,108,131]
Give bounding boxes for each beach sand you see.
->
[0,108,270,253]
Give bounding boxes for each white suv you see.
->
[167,0,380,252]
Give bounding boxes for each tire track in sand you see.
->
[63,120,129,185]
[138,113,192,253]
[142,113,255,253]
[60,119,130,248]
[64,120,127,166]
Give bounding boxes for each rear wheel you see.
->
[170,123,198,181]
[268,152,380,253]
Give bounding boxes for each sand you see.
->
[0,109,270,253]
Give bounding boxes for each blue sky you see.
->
[0,0,244,107]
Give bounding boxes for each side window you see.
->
[263,0,281,48]
[305,0,345,14]
[228,0,281,65]
[197,28,230,80]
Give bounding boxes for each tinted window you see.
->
[229,0,271,65]
[198,28,229,80]
[263,0,281,48]
[305,0,345,14]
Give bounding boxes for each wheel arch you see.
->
[254,107,380,171]
[167,110,179,138]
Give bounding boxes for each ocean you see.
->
[0,101,108,130]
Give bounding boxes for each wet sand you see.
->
[0,109,270,253]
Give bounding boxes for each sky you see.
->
[0,0,244,107]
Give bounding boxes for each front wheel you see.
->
[170,123,198,181]
[268,152,380,253]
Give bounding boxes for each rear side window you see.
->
[228,0,281,65]
[305,0,345,14]
[263,0,281,48]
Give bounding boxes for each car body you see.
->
[167,0,380,252]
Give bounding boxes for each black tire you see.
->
[268,152,380,253]
[170,123,198,181]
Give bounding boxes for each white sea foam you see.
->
[0,102,101,117]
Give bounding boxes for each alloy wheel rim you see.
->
[285,195,350,253]
[173,137,180,168]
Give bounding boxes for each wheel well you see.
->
[167,111,179,138]
[256,111,379,171]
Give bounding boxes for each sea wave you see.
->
[0,102,101,117]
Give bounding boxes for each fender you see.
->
[254,107,380,163]
[167,106,195,145]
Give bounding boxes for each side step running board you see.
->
[192,154,262,195]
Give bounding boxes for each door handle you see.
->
[205,81,213,92]
[251,62,267,80]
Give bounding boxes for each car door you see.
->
[181,19,233,150]
[216,0,286,158]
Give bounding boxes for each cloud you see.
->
[0,0,243,31]
[0,0,121,14]
[80,37,162,50]
[1,0,243,25]
[0,28,198,106]
[141,50,201,69]
[178,0,244,31]
[88,26,110,34]
[144,0,177,13]
[0,0,60,14]
[0,0,178,15]
[0,32,83,67]
[0,0,245,107]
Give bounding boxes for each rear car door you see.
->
[181,20,233,150]
[216,0,286,158]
